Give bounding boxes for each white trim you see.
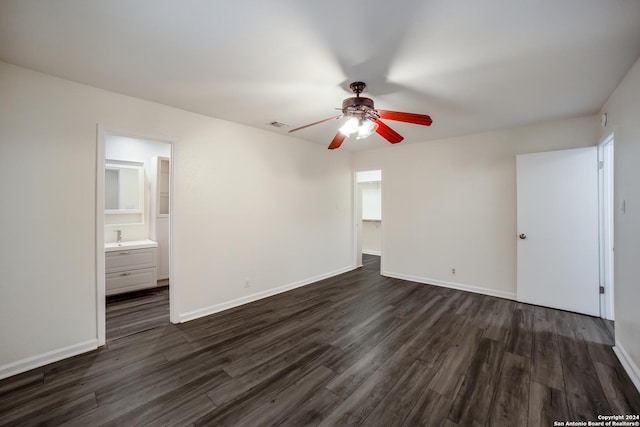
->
[383,270,517,301]
[96,125,106,346]
[613,342,640,393]
[178,266,354,323]
[96,126,177,144]
[362,250,382,256]
[168,143,177,324]
[352,172,361,269]
[597,132,615,320]
[0,339,98,381]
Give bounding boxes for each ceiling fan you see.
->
[288,81,433,150]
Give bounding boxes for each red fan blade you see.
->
[288,115,342,133]
[328,132,346,150]
[375,120,404,144]
[377,110,433,126]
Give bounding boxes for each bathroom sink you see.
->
[105,239,158,252]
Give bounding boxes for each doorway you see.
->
[355,170,382,272]
[599,134,615,320]
[96,126,176,346]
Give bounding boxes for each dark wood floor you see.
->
[362,252,381,272]
[1,254,639,426]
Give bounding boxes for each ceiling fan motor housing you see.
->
[342,96,375,119]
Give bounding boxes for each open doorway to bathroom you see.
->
[355,170,382,273]
[96,127,175,346]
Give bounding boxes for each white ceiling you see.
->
[1,0,640,151]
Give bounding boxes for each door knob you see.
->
[519,233,527,240]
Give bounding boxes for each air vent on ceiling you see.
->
[269,121,288,128]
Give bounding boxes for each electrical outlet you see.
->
[244,277,250,288]
[451,268,456,275]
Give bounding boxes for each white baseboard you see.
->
[613,342,640,393]
[382,270,517,301]
[178,266,355,323]
[0,339,98,381]
[362,250,381,256]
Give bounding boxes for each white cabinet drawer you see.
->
[106,248,156,273]
[106,267,156,295]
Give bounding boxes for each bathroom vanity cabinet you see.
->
[105,244,158,295]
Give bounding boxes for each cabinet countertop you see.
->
[105,239,158,252]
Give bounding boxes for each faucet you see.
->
[115,230,122,245]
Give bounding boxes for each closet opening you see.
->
[355,170,382,273]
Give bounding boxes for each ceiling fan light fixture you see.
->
[356,119,378,139]
[339,117,359,136]
[340,117,378,139]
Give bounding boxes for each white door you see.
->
[516,147,599,316]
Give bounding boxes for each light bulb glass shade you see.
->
[339,117,359,136]
[356,119,378,139]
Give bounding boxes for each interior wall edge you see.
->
[382,270,517,301]
[0,339,98,381]
[178,265,355,323]
[613,343,640,393]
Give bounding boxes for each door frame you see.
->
[96,125,177,347]
[598,133,615,320]
[353,169,383,272]
[354,177,363,268]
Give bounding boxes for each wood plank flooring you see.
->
[1,254,638,426]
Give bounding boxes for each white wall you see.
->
[353,115,600,299]
[360,181,382,220]
[0,62,353,377]
[601,55,640,387]
[104,136,171,243]
[362,221,382,256]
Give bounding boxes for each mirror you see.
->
[105,160,144,224]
